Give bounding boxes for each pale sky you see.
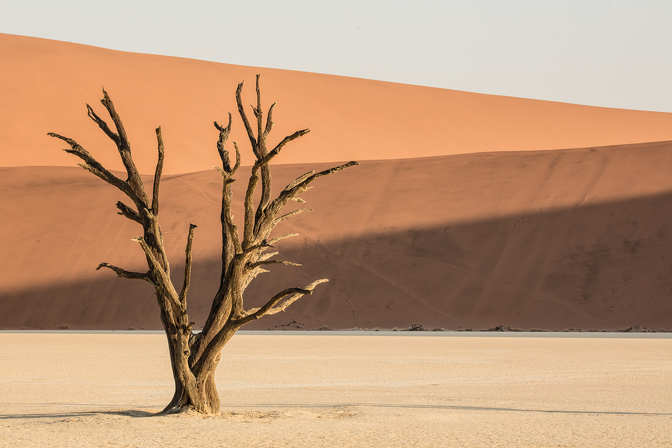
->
[3,0,672,112]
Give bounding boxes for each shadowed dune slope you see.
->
[2,141,672,330]
[3,33,672,175]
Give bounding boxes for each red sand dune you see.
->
[2,141,672,330]
[3,33,672,175]
[2,34,672,330]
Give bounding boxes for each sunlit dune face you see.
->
[2,33,672,175]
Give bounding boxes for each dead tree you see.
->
[48,75,358,415]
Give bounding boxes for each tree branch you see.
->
[179,224,197,306]
[252,75,273,232]
[246,259,301,270]
[152,127,165,216]
[214,114,232,172]
[256,129,310,168]
[132,236,168,279]
[100,89,131,151]
[47,133,133,198]
[266,233,299,246]
[242,164,261,248]
[99,89,149,207]
[223,215,241,256]
[221,187,242,255]
[236,279,329,326]
[241,240,274,256]
[214,166,234,183]
[273,208,312,226]
[255,74,263,150]
[283,170,315,192]
[236,81,258,157]
[231,142,242,176]
[212,117,242,316]
[86,104,120,144]
[302,161,359,187]
[263,103,275,139]
[268,161,358,220]
[239,252,278,294]
[96,262,154,285]
[214,143,241,182]
[116,201,142,224]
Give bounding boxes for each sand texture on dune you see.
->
[3,33,672,174]
[0,333,670,448]
[2,141,672,330]
[4,34,672,331]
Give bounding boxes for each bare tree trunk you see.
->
[161,313,184,413]
[49,76,357,414]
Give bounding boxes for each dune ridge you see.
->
[3,33,672,175]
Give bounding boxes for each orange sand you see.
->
[2,33,672,175]
[2,34,672,331]
[2,141,672,330]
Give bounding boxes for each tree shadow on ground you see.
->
[0,409,157,420]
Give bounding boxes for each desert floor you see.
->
[0,332,670,447]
